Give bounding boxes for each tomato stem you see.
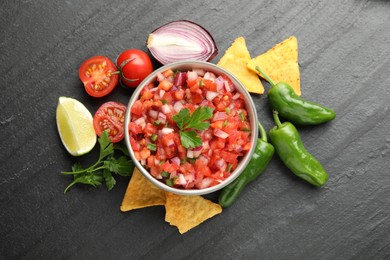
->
[119,57,136,70]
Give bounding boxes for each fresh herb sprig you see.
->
[61,131,134,193]
[172,106,214,148]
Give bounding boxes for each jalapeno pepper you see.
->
[269,110,329,186]
[256,66,336,125]
[218,121,274,207]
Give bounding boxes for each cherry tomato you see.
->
[116,49,153,88]
[79,56,119,98]
[93,101,126,143]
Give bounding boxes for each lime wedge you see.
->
[56,96,97,156]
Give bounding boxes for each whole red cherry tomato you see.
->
[93,101,126,143]
[116,49,153,88]
[79,56,119,97]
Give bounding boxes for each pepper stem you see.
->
[272,110,283,128]
[258,121,267,143]
[255,66,276,87]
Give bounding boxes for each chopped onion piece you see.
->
[156,72,165,82]
[171,157,181,166]
[187,71,198,81]
[232,93,241,100]
[134,117,146,129]
[206,91,218,101]
[174,72,187,87]
[187,150,194,158]
[158,112,167,124]
[159,89,166,98]
[215,159,227,171]
[177,174,187,185]
[173,101,184,112]
[215,76,224,91]
[212,111,228,121]
[198,177,213,189]
[162,127,174,135]
[192,68,205,76]
[148,109,158,119]
[214,129,229,139]
[161,104,171,114]
[147,20,218,65]
[203,72,216,81]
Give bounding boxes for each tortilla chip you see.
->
[247,36,301,96]
[120,167,166,212]
[164,192,222,234]
[218,37,264,94]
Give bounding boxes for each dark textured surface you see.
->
[1,0,390,259]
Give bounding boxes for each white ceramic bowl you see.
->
[124,60,258,195]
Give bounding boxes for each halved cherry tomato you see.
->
[116,49,153,88]
[79,56,119,98]
[93,101,126,143]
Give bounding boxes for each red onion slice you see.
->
[147,20,218,65]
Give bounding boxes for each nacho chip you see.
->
[217,37,264,94]
[247,36,301,96]
[120,167,166,212]
[164,192,222,234]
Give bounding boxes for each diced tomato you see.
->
[142,100,154,110]
[220,150,239,165]
[186,78,198,88]
[129,122,142,135]
[173,90,184,100]
[162,92,174,104]
[147,155,155,168]
[144,123,157,136]
[191,92,203,104]
[158,79,173,91]
[161,160,179,173]
[210,121,224,129]
[202,79,217,91]
[194,159,212,177]
[180,162,195,175]
[140,89,154,101]
[162,69,174,78]
[139,147,151,159]
[131,100,143,116]
[130,136,141,151]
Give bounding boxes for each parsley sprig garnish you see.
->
[61,131,134,193]
[172,106,214,149]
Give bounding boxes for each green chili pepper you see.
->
[269,110,329,186]
[218,121,274,207]
[256,66,336,125]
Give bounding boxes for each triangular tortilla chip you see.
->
[164,192,222,234]
[248,36,301,96]
[120,167,166,211]
[218,37,264,94]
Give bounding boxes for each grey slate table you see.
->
[1,1,389,259]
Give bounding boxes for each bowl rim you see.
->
[124,60,258,195]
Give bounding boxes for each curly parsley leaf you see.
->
[172,108,191,129]
[98,131,114,160]
[104,156,134,176]
[103,169,116,191]
[180,130,203,148]
[64,171,104,193]
[172,107,214,149]
[185,106,213,130]
[62,131,134,193]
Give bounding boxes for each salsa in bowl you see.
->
[125,60,258,195]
